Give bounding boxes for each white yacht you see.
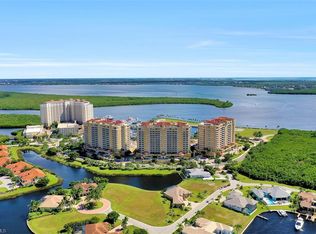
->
[295,217,304,231]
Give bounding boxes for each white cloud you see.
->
[187,40,225,49]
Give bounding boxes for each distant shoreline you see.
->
[2,78,316,95]
[0,91,233,110]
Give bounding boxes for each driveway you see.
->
[0,176,17,190]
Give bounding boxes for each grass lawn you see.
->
[202,203,292,233]
[179,179,229,202]
[27,210,106,234]
[0,181,3,185]
[102,183,185,226]
[236,128,277,138]
[0,172,61,200]
[123,225,148,234]
[0,114,40,128]
[0,91,232,110]
[0,187,8,193]
[94,201,103,209]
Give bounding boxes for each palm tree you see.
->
[29,200,40,213]
[234,224,242,234]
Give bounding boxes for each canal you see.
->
[0,151,181,234]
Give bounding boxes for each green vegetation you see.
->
[0,134,10,143]
[270,88,316,95]
[236,128,277,138]
[43,153,177,176]
[240,129,316,189]
[0,187,8,193]
[27,210,106,234]
[0,91,232,110]
[0,114,40,128]
[202,203,292,233]
[179,179,229,202]
[124,225,148,234]
[102,183,186,226]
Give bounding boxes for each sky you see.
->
[0,0,316,78]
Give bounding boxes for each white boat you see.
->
[278,210,288,217]
[295,217,304,231]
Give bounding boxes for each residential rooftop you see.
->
[201,117,234,125]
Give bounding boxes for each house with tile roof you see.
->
[163,185,191,206]
[223,190,257,215]
[39,195,64,209]
[18,168,46,186]
[183,217,233,234]
[85,222,111,234]
[6,161,33,175]
[299,192,316,215]
[73,182,97,196]
[0,157,11,167]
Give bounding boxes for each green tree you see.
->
[122,216,128,229]
[35,177,49,187]
[29,200,40,212]
[105,211,120,224]
[68,151,79,161]
[46,147,57,156]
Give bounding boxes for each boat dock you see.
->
[258,215,269,220]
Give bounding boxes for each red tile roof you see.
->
[6,161,33,175]
[0,151,9,157]
[87,118,125,125]
[0,145,8,151]
[85,222,111,234]
[203,117,234,125]
[0,157,11,167]
[19,168,46,185]
[73,182,97,194]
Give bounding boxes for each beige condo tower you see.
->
[198,117,235,152]
[84,118,130,152]
[137,120,190,155]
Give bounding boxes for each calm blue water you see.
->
[1,84,316,129]
[245,212,316,234]
[0,128,21,136]
[0,151,181,234]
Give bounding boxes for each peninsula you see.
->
[0,91,232,110]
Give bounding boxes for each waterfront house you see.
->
[223,190,257,215]
[39,195,64,209]
[6,161,33,175]
[186,168,212,179]
[163,185,191,206]
[73,182,97,196]
[262,187,290,202]
[18,168,46,186]
[85,222,111,234]
[182,217,233,234]
[250,188,264,201]
[0,151,9,158]
[0,157,11,167]
[299,192,316,215]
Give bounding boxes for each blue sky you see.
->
[0,0,316,78]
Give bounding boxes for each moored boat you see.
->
[295,217,304,231]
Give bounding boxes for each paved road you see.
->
[102,174,299,234]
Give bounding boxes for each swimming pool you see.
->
[263,197,275,205]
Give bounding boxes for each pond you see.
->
[0,151,181,234]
